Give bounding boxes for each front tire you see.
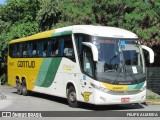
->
[67,86,79,108]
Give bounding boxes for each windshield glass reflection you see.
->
[93,37,145,84]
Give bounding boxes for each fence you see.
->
[146,67,160,94]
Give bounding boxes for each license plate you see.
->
[121,98,130,102]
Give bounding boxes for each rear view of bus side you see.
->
[8,25,154,107]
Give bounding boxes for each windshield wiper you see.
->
[124,67,139,83]
[110,55,117,64]
[113,63,139,84]
[113,40,138,84]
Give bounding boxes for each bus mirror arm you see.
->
[141,45,154,63]
[82,42,98,61]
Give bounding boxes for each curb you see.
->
[146,100,160,105]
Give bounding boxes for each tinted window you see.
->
[22,42,28,57]
[9,35,75,62]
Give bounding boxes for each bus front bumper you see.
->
[93,89,146,105]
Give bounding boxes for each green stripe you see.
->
[35,59,52,86]
[52,30,72,37]
[35,58,62,87]
[127,81,144,90]
[134,81,145,89]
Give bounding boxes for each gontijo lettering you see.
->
[17,61,35,68]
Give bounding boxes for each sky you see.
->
[0,0,6,4]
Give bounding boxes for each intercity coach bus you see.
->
[8,25,154,107]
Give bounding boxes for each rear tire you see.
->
[16,80,22,95]
[67,86,79,108]
[22,80,29,96]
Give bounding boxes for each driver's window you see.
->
[83,47,94,77]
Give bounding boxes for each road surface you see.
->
[0,86,159,119]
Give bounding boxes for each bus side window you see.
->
[43,41,47,57]
[32,42,37,57]
[75,33,91,56]
[13,44,18,57]
[9,44,14,58]
[50,39,58,56]
[64,41,73,57]
[22,42,28,57]
[63,35,75,62]
[38,40,48,57]
[17,43,22,58]
[75,34,92,68]
[32,50,37,57]
[46,40,51,56]
[58,39,64,56]
[28,42,33,57]
[75,35,83,55]
[38,41,43,57]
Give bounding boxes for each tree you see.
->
[54,0,96,28]
[92,0,125,26]
[0,0,40,84]
[122,0,159,40]
[92,0,160,41]
[2,0,39,23]
[37,0,61,31]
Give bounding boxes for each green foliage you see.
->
[0,73,7,85]
[93,0,125,26]
[92,0,159,40]
[2,0,39,23]
[37,0,61,30]
[9,22,39,39]
[54,0,96,28]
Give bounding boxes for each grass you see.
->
[147,95,156,99]
[146,95,160,104]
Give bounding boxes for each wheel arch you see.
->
[15,76,20,83]
[66,82,79,100]
[16,76,19,81]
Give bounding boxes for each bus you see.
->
[8,25,154,107]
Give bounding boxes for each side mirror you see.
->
[82,42,98,61]
[142,45,154,63]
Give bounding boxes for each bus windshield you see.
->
[93,37,145,84]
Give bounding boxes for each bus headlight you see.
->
[90,83,109,93]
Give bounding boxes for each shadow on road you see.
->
[12,91,145,111]
[80,103,145,111]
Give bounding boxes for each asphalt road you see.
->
[0,85,160,120]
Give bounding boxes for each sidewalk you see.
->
[146,100,160,105]
[146,89,160,105]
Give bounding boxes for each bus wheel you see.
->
[67,86,79,108]
[22,80,29,96]
[16,80,22,95]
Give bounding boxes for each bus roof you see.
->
[9,25,138,44]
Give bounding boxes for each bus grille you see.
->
[107,90,142,95]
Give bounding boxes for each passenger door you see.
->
[80,46,94,103]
